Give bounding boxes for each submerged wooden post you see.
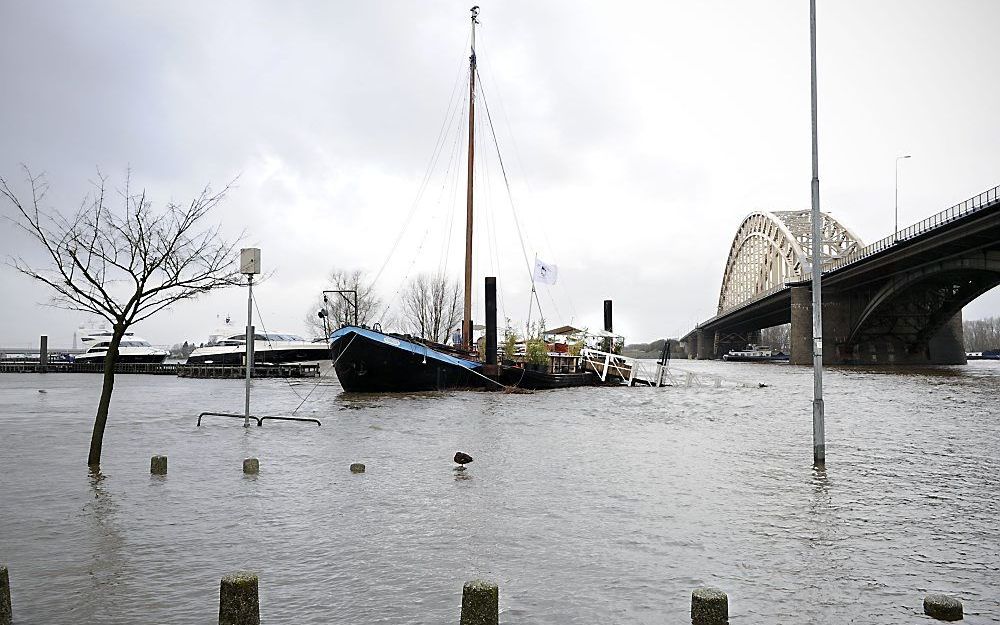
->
[691,587,728,625]
[219,572,259,625]
[0,564,11,625]
[460,579,498,625]
[924,594,963,621]
[350,463,365,473]
[150,455,168,475]
[243,458,259,474]
[39,335,48,372]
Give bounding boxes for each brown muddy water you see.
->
[0,360,998,624]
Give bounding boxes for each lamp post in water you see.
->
[895,155,911,242]
[241,248,261,428]
[809,0,825,464]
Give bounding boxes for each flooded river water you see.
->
[0,360,998,624]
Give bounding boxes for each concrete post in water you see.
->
[484,277,497,368]
[219,572,259,625]
[39,334,48,370]
[243,458,259,474]
[150,455,167,475]
[0,564,11,625]
[923,594,963,621]
[691,587,728,625]
[460,579,498,625]
[350,463,365,473]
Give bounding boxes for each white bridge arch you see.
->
[718,210,864,314]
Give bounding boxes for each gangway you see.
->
[580,348,750,388]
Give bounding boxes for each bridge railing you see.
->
[829,184,1000,271]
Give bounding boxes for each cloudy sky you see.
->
[1,0,998,347]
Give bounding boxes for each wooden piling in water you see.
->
[924,594,963,621]
[150,455,168,475]
[219,572,259,625]
[460,579,498,625]
[349,463,365,473]
[243,458,259,474]
[691,587,728,624]
[0,565,11,625]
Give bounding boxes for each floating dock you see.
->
[0,362,321,378]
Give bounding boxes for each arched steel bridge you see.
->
[683,184,1000,365]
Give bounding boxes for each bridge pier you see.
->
[790,286,854,365]
[791,285,967,365]
[696,329,715,360]
[928,313,967,365]
[686,333,698,359]
[790,286,812,365]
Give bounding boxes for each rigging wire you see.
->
[476,37,580,325]
[437,85,469,278]
[370,35,472,292]
[476,67,546,328]
[376,72,470,326]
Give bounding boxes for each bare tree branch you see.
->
[1,167,242,467]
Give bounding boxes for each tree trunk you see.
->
[87,324,125,467]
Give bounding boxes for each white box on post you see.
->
[240,248,261,275]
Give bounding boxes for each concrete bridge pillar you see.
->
[686,333,698,359]
[790,285,854,365]
[696,329,715,360]
[790,286,812,365]
[928,312,967,365]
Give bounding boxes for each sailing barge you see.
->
[327,8,645,393]
[329,323,636,392]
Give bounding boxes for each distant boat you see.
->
[966,350,1000,361]
[74,330,168,364]
[722,345,789,362]
[186,329,329,365]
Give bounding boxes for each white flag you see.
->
[533,258,558,285]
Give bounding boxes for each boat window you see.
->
[226,332,272,341]
[92,342,110,349]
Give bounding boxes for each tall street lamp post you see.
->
[895,155,911,241]
[809,0,825,465]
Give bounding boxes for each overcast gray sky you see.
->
[2,0,998,347]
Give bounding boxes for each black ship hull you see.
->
[498,366,603,390]
[330,327,484,393]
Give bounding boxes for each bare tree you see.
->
[760,323,790,351]
[964,316,1000,351]
[1,168,241,467]
[400,272,462,343]
[305,268,382,337]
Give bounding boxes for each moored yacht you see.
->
[185,329,330,365]
[74,330,169,364]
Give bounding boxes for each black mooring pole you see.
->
[485,277,497,367]
[603,299,613,352]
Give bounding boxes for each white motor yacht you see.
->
[74,330,169,364]
[186,328,330,365]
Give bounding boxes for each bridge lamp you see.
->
[895,155,911,242]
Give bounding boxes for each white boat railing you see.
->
[580,348,751,388]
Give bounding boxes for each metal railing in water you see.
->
[196,412,321,427]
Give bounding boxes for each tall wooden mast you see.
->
[462,6,479,350]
